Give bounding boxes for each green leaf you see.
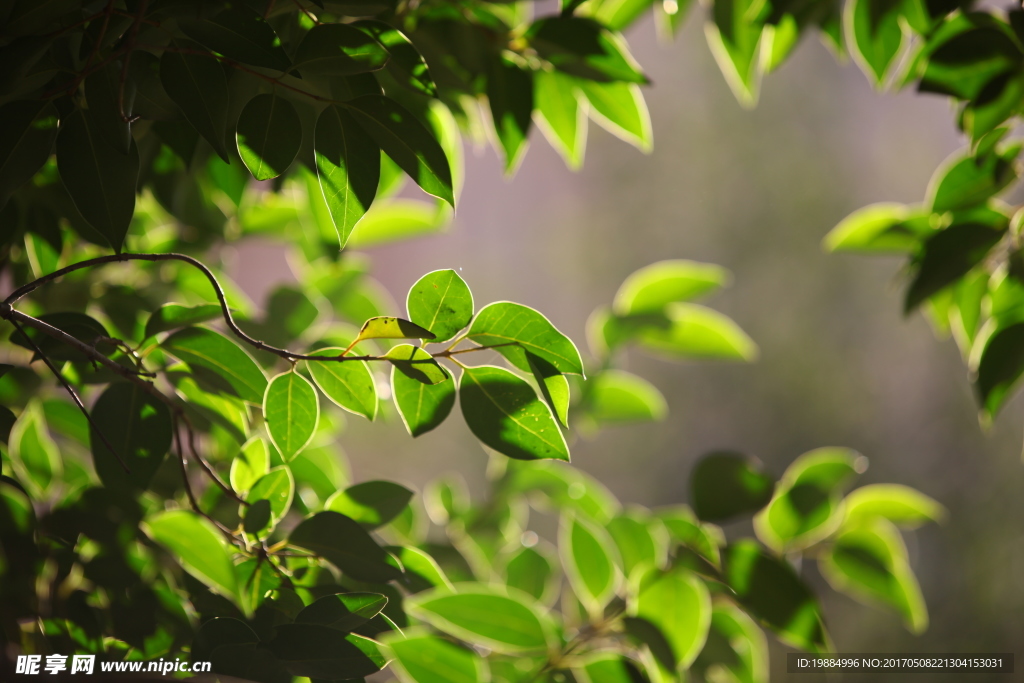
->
[246,466,294,533]
[974,320,1024,418]
[819,517,928,633]
[607,511,666,578]
[144,303,223,338]
[243,499,272,535]
[846,0,905,85]
[296,592,388,632]
[706,0,766,105]
[467,301,584,375]
[8,403,60,497]
[527,352,570,429]
[354,21,436,97]
[488,56,533,173]
[55,108,139,252]
[346,95,454,207]
[180,7,291,70]
[191,617,259,664]
[90,382,172,492]
[263,372,319,462]
[327,480,414,529]
[382,628,487,683]
[406,584,553,654]
[407,269,474,343]
[293,23,389,75]
[347,199,447,248]
[904,221,1005,313]
[574,653,648,683]
[394,545,454,592]
[723,539,829,652]
[636,303,758,361]
[633,567,711,669]
[754,447,863,552]
[576,79,652,152]
[355,316,435,344]
[505,460,621,522]
[0,100,58,209]
[171,372,249,444]
[528,17,648,84]
[159,46,230,161]
[843,484,945,529]
[460,365,569,461]
[306,349,378,420]
[383,344,448,384]
[392,363,456,436]
[266,624,386,678]
[236,95,301,181]
[314,104,381,248]
[586,369,667,425]
[823,202,934,253]
[918,19,1023,101]
[560,511,620,615]
[691,452,774,522]
[503,544,558,604]
[614,260,729,315]
[534,69,586,169]
[656,506,723,568]
[162,327,268,403]
[288,511,402,582]
[228,436,268,493]
[0,405,16,444]
[144,510,241,609]
[692,602,769,683]
[927,146,1020,213]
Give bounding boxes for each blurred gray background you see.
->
[230,15,1024,682]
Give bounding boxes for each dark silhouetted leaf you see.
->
[288,511,402,582]
[160,47,230,160]
[90,382,172,491]
[691,452,774,522]
[236,95,301,181]
[314,104,380,247]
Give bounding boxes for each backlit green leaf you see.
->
[56,109,139,252]
[346,95,454,207]
[843,484,945,529]
[8,403,60,497]
[691,452,774,522]
[354,21,436,96]
[528,17,648,84]
[527,352,570,429]
[503,543,558,605]
[975,320,1024,418]
[288,511,402,582]
[846,0,905,85]
[488,56,533,173]
[90,382,172,492]
[306,348,378,420]
[723,539,829,652]
[246,466,294,534]
[587,369,667,425]
[927,146,1020,213]
[534,69,586,169]
[467,302,584,375]
[315,104,380,248]
[144,510,241,609]
[266,624,386,678]
[392,361,456,436]
[347,199,447,248]
[383,628,487,683]
[823,203,934,253]
[159,46,230,160]
[560,511,620,615]
[460,365,569,461]
[576,80,652,152]
[636,303,758,361]
[263,372,319,462]
[144,303,223,338]
[406,584,553,654]
[383,344,448,384]
[327,480,414,529]
[230,436,269,494]
[904,220,1006,313]
[236,95,301,181]
[607,510,666,578]
[394,545,454,592]
[614,260,729,315]
[296,592,388,632]
[633,567,711,669]
[294,23,389,75]
[691,602,769,683]
[407,269,474,343]
[355,316,435,344]
[505,460,621,522]
[162,327,268,403]
[706,0,766,105]
[819,517,928,633]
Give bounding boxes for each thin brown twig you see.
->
[174,416,240,544]
[118,0,150,122]
[181,413,247,505]
[7,317,131,473]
